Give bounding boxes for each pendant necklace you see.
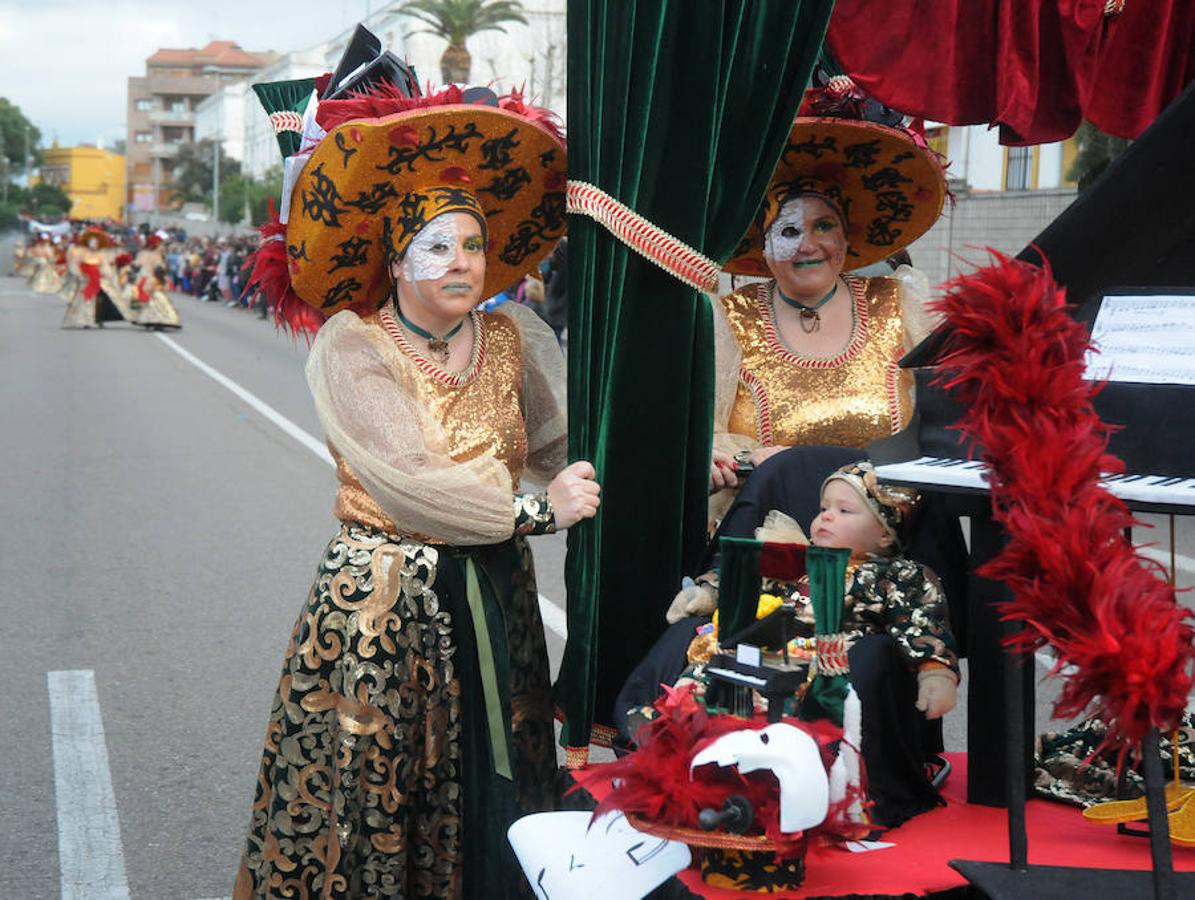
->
[394,298,464,363]
[775,282,838,333]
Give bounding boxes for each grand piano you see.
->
[867,79,1195,897]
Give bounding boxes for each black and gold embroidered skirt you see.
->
[234,522,556,898]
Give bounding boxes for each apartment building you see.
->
[240,2,567,179]
[126,41,277,213]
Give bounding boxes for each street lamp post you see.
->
[0,128,7,204]
[213,139,220,226]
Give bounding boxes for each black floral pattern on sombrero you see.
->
[726,118,946,276]
[282,87,567,319]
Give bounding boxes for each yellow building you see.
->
[38,143,127,221]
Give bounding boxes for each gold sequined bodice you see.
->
[333,310,527,537]
[723,277,912,448]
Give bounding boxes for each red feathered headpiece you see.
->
[573,685,868,857]
[932,251,1195,755]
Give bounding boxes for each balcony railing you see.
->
[145,75,222,96]
[149,143,181,158]
[148,109,194,125]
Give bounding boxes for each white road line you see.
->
[154,333,569,636]
[1034,650,1077,675]
[48,670,131,900]
[154,333,333,466]
[1137,545,1195,577]
[538,592,568,640]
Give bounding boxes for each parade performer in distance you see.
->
[707,81,947,525]
[28,233,64,294]
[59,234,85,305]
[60,227,137,328]
[11,234,31,278]
[232,74,593,898]
[131,233,181,329]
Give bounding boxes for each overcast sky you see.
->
[0,0,391,150]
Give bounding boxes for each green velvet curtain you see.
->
[717,537,764,641]
[800,545,851,725]
[557,0,836,755]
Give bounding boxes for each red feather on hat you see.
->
[317,83,467,132]
[245,200,326,341]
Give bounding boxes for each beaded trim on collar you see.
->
[378,306,486,387]
[757,276,869,369]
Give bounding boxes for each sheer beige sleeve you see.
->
[496,301,568,486]
[306,311,517,545]
[710,292,761,456]
[893,264,941,351]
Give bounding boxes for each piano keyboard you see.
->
[874,456,1195,509]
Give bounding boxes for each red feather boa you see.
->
[932,251,1195,752]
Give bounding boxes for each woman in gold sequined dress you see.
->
[707,114,947,514]
[232,84,597,899]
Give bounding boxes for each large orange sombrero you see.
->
[725,118,946,276]
[79,227,114,250]
[284,96,566,317]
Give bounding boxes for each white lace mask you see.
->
[400,216,461,283]
[763,197,812,263]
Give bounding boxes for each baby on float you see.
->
[669,460,961,828]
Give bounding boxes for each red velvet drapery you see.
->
[826,0,1195,145]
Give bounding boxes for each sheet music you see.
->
[1084,294,1195,385]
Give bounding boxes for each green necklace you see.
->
[394,299,464,362]
[775,282,838,334]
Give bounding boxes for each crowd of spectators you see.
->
[38,222,569,331]
[166,235,256,308]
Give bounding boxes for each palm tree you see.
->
[1067,121,1132,193]
[399,0,528,84]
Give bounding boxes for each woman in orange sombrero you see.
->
[707,90,948,518]
[232,79,599,898]
[61,227,138,328]
[130,233,181,330]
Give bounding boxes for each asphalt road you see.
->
[1,271,1191,899]
[0,277,567,899]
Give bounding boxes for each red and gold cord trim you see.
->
[269,111,304,134]
[378,306,486,387]
[757,277,870,369]
[814,633,852,676]
[739,368,774,446]
[566,180,721,293]
[885,361,904,434]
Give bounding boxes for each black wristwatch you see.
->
[732,450,755,475]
